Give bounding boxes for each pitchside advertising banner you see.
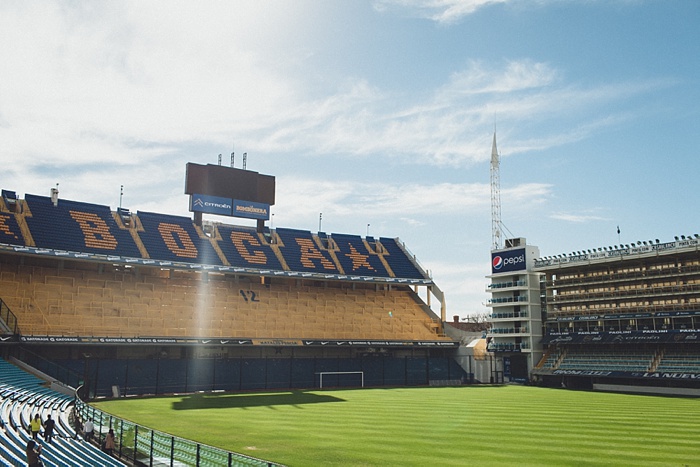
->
[190,193,270,220]
[16,336,457,347]
[491,248,526,274]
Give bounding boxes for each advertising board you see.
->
[491,248,526,274]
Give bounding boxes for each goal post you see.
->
[316,371,364,389]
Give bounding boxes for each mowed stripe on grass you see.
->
[93,386,700,466]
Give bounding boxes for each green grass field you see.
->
[92,385,700,466]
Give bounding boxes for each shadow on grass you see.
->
[172,390,345,410]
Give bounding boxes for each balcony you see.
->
[489,327,529,335]
[490,311,529,320]
[487,296,529,307]
[487,280,527,291]
[487,341,531,352]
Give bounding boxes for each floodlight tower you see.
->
[490,131,502,250]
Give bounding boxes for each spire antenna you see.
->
[490,131,502,250]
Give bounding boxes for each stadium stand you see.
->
[554,349,654,373]
[655,351,700,373]
[0,189,456,384]
[0,186,463,465]
[0,256,444,340]
[23,194,142,258]
[329,233,391,277]
[378,237,426,280]
[275,227,339,273]
[1,358,276,467]
[136,211,223,265]
[0,359,124,467]
[0,213,23,247]
[216,224,284,270]
[532,237,700,391]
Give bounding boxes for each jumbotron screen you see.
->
[185,163,275,205]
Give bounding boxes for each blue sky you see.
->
[1,1,699,320]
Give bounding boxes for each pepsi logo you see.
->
[493,256,504,270]
[492,252,526,271]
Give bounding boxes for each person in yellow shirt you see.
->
[29,414,42,440]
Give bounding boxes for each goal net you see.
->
[316,371,365,389]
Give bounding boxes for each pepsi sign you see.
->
[491,248,526,274]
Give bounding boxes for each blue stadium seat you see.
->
[276,228,339,274]
[0,213,23,246]
[330,233,389,277]
[136,211,222,265]
[0,359,126,467]
[11,193,430,283]
[24,194,141,257]
[216,225,283,270]
[378,237,427,279]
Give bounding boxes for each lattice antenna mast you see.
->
[490,131,502,250]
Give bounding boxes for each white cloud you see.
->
[0,1,311,166]
[0,0,662,178]
[266,176,551,237]
[550,211,608,223]
[438,60,559,98]
[374,0,511,24]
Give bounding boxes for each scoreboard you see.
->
[185,163,275,220]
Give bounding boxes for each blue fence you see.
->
[52,356,469,398]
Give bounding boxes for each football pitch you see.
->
[92,385,700,466]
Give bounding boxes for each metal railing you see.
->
[488,280,527,290]
[0,297,18,335]
[487,295,528,304]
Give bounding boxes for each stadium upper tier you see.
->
[0,191,429,283]
[0,260,446,340]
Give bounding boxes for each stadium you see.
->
[2,159,700,465]
[0,162,479,465]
